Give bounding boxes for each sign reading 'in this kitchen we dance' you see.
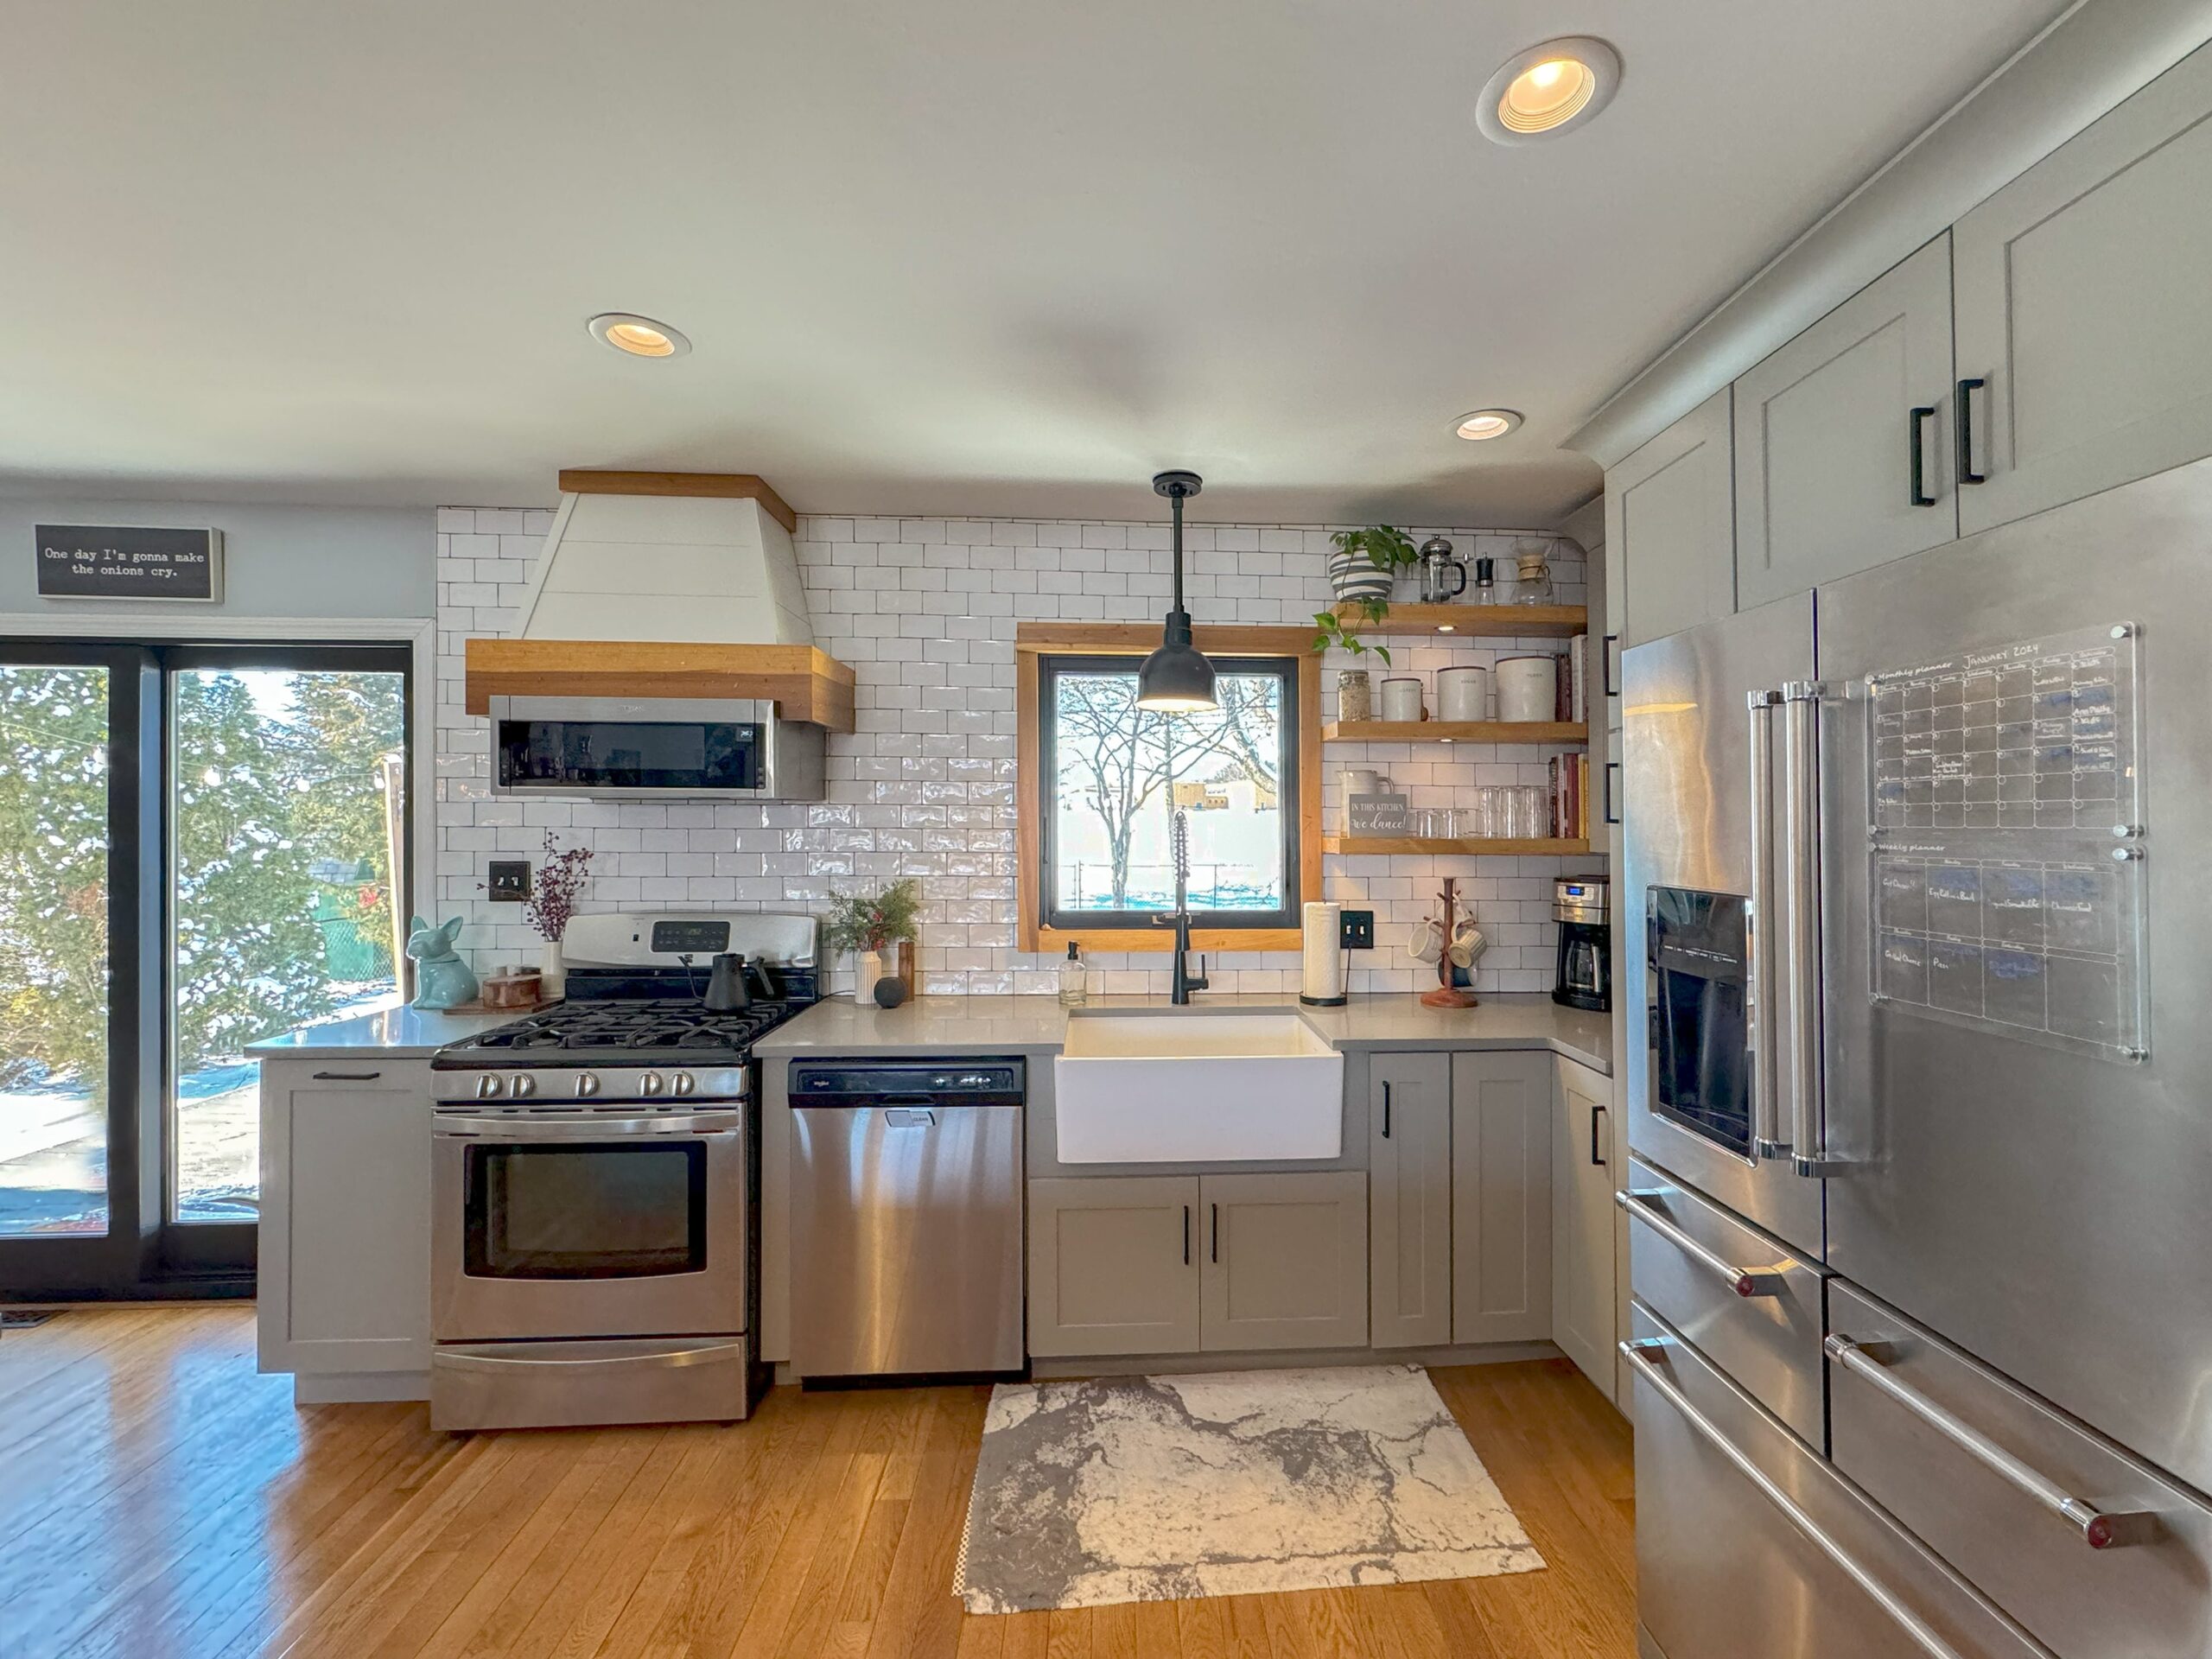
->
[35,524,224,602]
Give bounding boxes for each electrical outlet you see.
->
[1339,908,1376,950]
[486,860,531,902]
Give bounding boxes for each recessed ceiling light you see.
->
[587,313,692,359]
[1477,37,1621,145]
[1454,409,1523,441]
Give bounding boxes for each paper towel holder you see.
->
[1299,899,1349,1007]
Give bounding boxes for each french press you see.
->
[1417,537,1467,604]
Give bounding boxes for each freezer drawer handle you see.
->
[1617,1190,1789,1298]
[435,1343,741,1374]
[1620,1335,1973,1659]
[1824,1336,2159,1550]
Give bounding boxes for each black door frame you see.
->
[0,638,414,1300]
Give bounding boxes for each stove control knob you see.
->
[640,1072,666,1097]
[671,1072,696,1097]
[474,1075,503,1100]
[575,1072,600,1098]
[511,1074,536,1099]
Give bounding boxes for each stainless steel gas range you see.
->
[427,911,818,1432]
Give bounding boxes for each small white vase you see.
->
[539,938,566,1001]
[855,949,883,1004]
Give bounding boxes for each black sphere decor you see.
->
[873,975,910,1009]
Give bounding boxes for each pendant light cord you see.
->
[1170,486,1185,614]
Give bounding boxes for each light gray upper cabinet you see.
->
[1552,1059,1618,1395]
[257,1059,433,1381]
[1451,1050,1554,1344]
[1201,1171,1369,1352]
[1733,235,1958,608]
[1027,1176,1200,1357]
[1955,43,2212,537]
[1605,386,1736,647]
[1369,1052,1452,1349]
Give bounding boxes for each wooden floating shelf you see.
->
[1323,720,1587,746]
[463,639,857,732]
[1340,603,1587,638]
[1323,836,1591,856]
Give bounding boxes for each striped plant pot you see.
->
[1328,550,1396,607]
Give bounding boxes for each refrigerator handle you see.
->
[1746,689,1788,1160]
[1782,682,1845,1176]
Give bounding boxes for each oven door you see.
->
[432,1108,747,1341]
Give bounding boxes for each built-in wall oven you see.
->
[430,1093,757,1430]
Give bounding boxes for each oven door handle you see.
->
[434,1342,743,1373]
[433,1112,742,1139]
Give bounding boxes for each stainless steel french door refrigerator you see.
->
[1622,458,2212,1659]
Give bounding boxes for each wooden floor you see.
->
[0,1306,1636,1659]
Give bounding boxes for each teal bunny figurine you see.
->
[406,914,479,1010]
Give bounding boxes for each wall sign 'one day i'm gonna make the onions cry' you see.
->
[35,524,224,602]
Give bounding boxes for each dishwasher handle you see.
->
[882,1107,936,1129]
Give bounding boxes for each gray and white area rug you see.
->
[955,1364,1543,1613]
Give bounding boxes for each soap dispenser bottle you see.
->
[1058,941,1089,1007]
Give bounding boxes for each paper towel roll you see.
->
[1301,900,1346,1005]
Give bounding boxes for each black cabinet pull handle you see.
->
[1956,378,1987,485]
[1183,1205,1191,1267]
[1908,406,1938,506]
[312,1070,382,1082]
[1605,761,1622,826]
[1381,1079,1392,1139]
[1603,633,1621,698]
[1591,1103,1609,1167]
[1211,1203,1219,1264]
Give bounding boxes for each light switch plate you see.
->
[486,859,531,902]
[1339,908,1376,950]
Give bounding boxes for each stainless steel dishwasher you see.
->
[788,1058,1025,1380]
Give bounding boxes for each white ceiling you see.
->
[2,1,2074,524]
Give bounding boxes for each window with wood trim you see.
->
[1015,628,1321,953]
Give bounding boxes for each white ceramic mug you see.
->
[1448,921,1486,968]
[1437,664,1489,723]
[1495,655,1557,722]
[1379,676,1425,723]
[1408,916,1445,963]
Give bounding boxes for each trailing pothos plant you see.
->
[1313,524,1420,662]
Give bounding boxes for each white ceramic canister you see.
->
[1436,664,1489,723]
[1495,655,1557,723]
[1379,676,1425,723]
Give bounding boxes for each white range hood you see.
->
[512,473,813,646]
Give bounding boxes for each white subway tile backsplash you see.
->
[431,506,1599,994]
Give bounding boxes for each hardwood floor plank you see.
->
[0,1312,1639,1659]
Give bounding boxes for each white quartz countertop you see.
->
[756,992,1611,1074]
[245,1005,520,1058]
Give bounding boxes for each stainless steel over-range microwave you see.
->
[487,696,826,802]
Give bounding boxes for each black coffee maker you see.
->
[1551,875,1611,1011]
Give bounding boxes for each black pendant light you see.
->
[1135,470,1217,712]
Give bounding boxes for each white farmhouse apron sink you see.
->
[1053,1011,1344,1163]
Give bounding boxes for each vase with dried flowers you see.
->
[523,832,593,997]
[822,878,923,1002]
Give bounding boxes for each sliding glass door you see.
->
[0,641,410,1297]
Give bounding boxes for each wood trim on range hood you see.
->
[556,469,798,534]
[463,639,856,732]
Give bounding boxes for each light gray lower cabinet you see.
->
[1955,41,2212,536]
[1369,1052,1452,1348]
[1451,1050,1553,1344]
[1200,1172,1369,1352]
[1027,1176,1200,1357]
[1552,1058,1618,1394]
[257,1058,433,1379]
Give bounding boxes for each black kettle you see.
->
[703,952,753,1013]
